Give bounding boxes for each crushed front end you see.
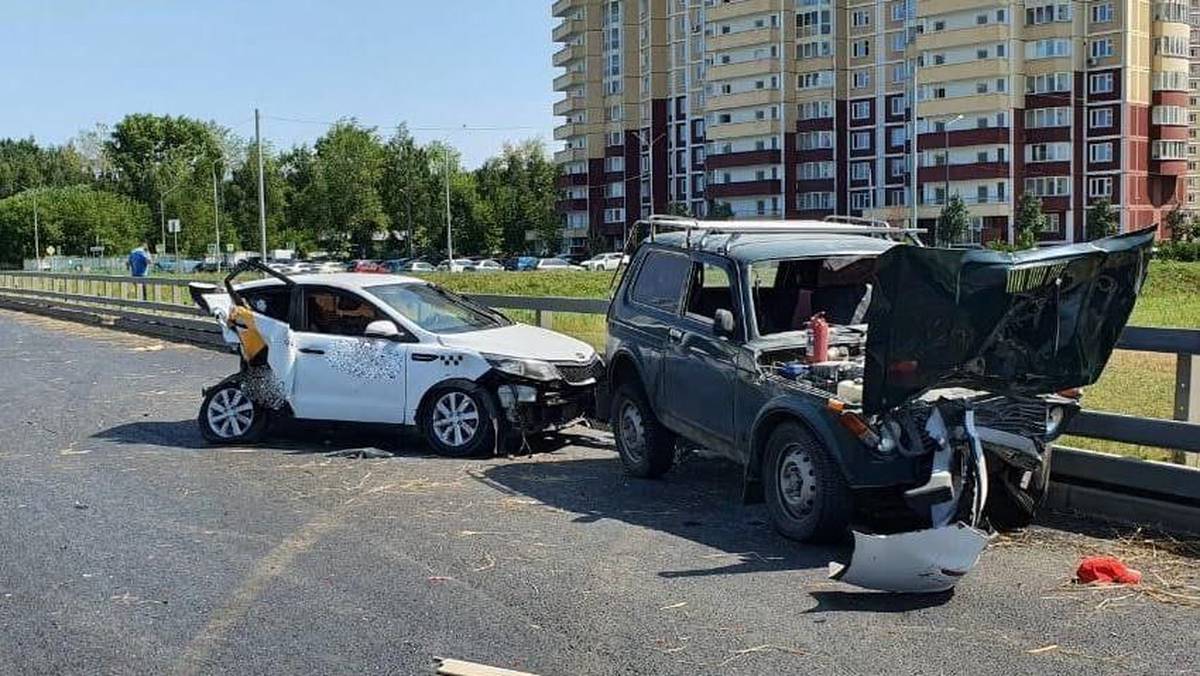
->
[488,356,604,439]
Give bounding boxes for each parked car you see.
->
[436,259,477,273]
[188,262,602,456]
[533,257,583,272]
[352,259,388,273]
[601,216,1154,592]
[399,260,435,273]
[474,259,505,272]
[505,256,538,271]
[581,252,628,271]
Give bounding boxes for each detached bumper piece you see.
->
[828,524,992,594]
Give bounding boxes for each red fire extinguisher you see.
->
[807,312,829,364]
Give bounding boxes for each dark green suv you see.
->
[602,217,1152,558]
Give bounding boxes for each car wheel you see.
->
[985,443,1051,531]
[611,383,675,478]
[198,381,269,444]
[421,384,496,458]
[762,422,852,543]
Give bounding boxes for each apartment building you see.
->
[552,0,1191,251]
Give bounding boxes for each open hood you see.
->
[862,228,1155,414]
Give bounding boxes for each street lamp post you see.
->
[942,114,965,208]
[18,184,41,270]
[444,147,453,269]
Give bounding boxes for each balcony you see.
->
[705,89,782,111]
[553,122,592,141]
[705,119,782,140]
[553,18,586,42]
[554,147,590,164]
[707,179,782,199]
[554,96,586,116]
[708,0,780,22]
[553,70,587,91]
[553,44,584,67]
[708,59,779,82]
[706,27,779,52]
[551,0,583,18]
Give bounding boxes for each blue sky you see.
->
[0,1,559,167]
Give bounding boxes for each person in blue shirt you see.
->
[128,244,152,277]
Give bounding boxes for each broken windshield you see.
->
[750,256,878,337]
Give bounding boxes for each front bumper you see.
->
[829,524,993,593]
[493,379,599,433]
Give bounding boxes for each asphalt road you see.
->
[0,309,1197,676]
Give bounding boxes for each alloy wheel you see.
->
[207,387,254,439]
[431,391,481,448]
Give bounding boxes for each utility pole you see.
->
[255,108,268,261]
[32,189,40,270]
[444,147,453,268]
[212,162,221,271]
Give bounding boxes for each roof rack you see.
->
[637,214,925,249]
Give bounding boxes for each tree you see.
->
[223,141,287,254]
[1164,204,1187,243]
[936,194,970,246]
[1086,198,1118,241]
[707,200,734,220]
[0,186,149,266]
[1014,193,1046,250]
[667,202,691,217]
[310,121,389,255]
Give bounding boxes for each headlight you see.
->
[1045,405,1067,435]
[483,354,562,382]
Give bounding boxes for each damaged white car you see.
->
[601,216,1155,592]
[188,262,601,456]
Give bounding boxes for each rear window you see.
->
[242,287,291,322]
[630,250,691,313]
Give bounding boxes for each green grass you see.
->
[411,270,616,299]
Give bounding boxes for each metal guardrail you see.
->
[1,270,1197,532]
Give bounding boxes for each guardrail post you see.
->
[538,310,554,329]
[1174,354,1199,467]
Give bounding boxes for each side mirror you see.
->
[713,309,736,339]
[364,320,402,341]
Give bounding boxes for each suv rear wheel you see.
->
[611,383,675,478]
[762,422,852,543]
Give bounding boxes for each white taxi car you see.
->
[189,264,601,456]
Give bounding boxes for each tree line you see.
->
[0,114,563,266]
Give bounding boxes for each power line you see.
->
[260,114,546,133]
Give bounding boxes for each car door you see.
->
[662,256,741,450]
[289,285,411,423]
[621,248,693,427]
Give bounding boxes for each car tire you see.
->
[762,422,852,543]
[198,380,269,444]
[985,443,1051,531]
[611,383,675,478]
[420,383,496,458]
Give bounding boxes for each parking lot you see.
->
[1,308,1197,675]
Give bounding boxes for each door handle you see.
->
[299,347,325,355]
[668,328,683,341]
[412,353,438,362]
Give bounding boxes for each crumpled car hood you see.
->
[862,228,1155,414]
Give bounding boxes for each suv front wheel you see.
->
[611,383,676,478]
[763,422,852,543]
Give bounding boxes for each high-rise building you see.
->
[553,0,1187,251]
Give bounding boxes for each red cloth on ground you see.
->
[1076,556,1142,584]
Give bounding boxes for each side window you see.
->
[301,288,387,336]
[684,261,735,322]
[242,287,291,322]
[630,250,691,313]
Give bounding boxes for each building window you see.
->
[852,9,871,26]
[1043,213,1062,235]
[852,69,870,88]
[798,161,834,180]
[604,207,625,223]
[1090,73,1114,94]
[1025,107,1071,128]
[1091,2,1113,22]
[852,39,871,58]
[890,96,905,116]
[851,191,873,210]
[1153,105,1188,126]
[1155,36,1188,58]
[798,130,834,150]
[1026,142,1071,163]
[1025,3,1072,25]
[1026,38,1071,59]
[798,99,834,119]
[1153,70,1189,91]
[889,126,906,146]
[1090,39,1114,59]
[1089,108,1114,128]
[851,131,871,150]
[797,192,834,210]
[851,162,871,180]
[1026,72,1071,94]
[1024,176,1071,197]
[605,156,624,172]
[851,101,871,120]
[1152,140,1188,160]
[1088,176,1113,197]
[1089,142,1114,163]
